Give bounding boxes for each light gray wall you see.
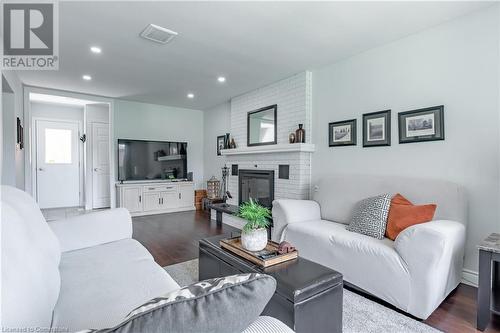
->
[2,91,16,187]
[311,5,500,273]
[203,102,230,184]
[1,72,25,189]
[31,102,84,122]
[114,100,205,188]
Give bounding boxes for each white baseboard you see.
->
[461,268,478,287]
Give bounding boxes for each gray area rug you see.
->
[164,259,440,333]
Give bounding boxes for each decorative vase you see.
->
[295,124,305,143]
[289,133,296,144]
[230,138,236,149]
[241,228,268,251]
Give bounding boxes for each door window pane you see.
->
[45,128,72,164]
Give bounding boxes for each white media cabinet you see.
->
[116,181,195,216]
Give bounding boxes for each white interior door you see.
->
[92,122,110,208]
[36,120,80,208]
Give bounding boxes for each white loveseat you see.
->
[272,175,467,319]
[2,186,292,332]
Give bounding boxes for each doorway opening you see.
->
[28,92,112,212]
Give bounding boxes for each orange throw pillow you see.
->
[385,194,437,240]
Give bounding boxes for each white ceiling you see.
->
[16,1,491,110]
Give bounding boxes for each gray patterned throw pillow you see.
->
[347,194,391,239]
[81,273,276,333]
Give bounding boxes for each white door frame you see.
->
[23,86,117,208]
[32,117,83,207]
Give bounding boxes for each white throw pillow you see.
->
[347,194,391,239]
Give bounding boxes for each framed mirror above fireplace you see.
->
[247,104,277,146]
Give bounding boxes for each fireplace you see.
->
[238,170,275,208]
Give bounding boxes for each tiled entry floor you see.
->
[42,206,90,221]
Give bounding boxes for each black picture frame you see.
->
[398,105,444,144]
[16,117,24,149]
[247,104,277,147]
[329,119,357,147]
[216,135,225,156]
[363,110,391,147]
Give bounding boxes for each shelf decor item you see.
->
[229,138,236,149]
[295,124,305,143]
[207,176,221,199]
[329,119,357,147]
[363,110,391,147]
[238,198,271,251]
[216,135,225,156]
[219,237,298,268]
[289,132,296,143]
[398,105,444,144]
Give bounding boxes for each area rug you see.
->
[164,259,440,333]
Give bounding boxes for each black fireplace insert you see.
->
[238,170,275,208]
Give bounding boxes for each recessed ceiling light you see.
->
[82,75,92,81]
[217,76,226,83]
[90,46,102,54]
[187,93,194,99]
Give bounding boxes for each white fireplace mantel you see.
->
[220,143,315,156]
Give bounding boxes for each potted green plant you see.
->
[237,198,271,251]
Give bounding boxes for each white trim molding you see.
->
[462,268,478,287]
[221,143,315,156]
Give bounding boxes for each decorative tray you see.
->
[220,236,298,268]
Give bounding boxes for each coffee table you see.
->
[199,234,343,333]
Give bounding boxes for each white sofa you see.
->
[272,175,467,319]
[2,186,292,332]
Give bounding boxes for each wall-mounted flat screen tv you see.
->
[118,139,187,181]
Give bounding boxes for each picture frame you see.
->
[247,104,277,147]
[329,119,357,147]
[363,110,391,147]
[16,117,24,149]
[217,135,225,156]
[398,105,444,144]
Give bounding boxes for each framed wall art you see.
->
[329,119,357,147]
[398,105,444,144]
[363,110,391,147]
[217,135,225,155]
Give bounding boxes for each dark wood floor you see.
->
[132,210,500,333]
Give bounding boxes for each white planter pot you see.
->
[241,228,268,252]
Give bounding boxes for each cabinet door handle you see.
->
[162,198,164,204]
[179,193,181,199]
[139,195,142,203]
[159,198,161,205]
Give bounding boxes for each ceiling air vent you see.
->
[140,24,178,44]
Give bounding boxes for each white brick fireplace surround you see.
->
[213,71,314,229]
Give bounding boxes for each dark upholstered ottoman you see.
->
[199,235,343,333]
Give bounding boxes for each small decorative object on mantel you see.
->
[295,124,305,143]
[206,176,221,199]
[238,198,271,252]
[229,138,237,149]
[398,105,444,144]
[224,133,230,148]
[219,237,298,268]
[289,132,296,144]
[216,135,225,156]
[363,110,391,147]
[329,119,357,147]
[278,241,296,254]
